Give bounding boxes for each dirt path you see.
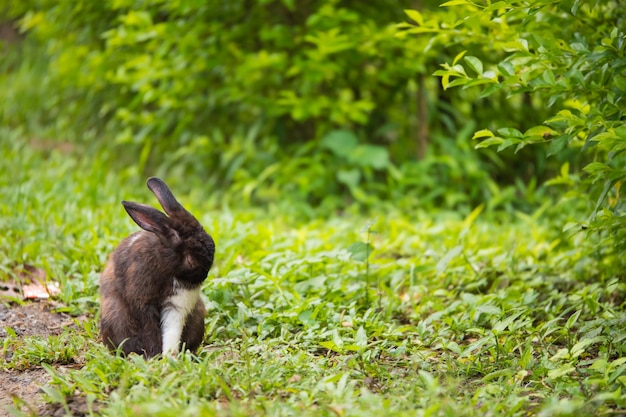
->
[0,302,79,416]
[0,367,51,416]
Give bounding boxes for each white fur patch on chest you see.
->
[160,280,200,354]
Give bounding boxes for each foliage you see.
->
[2,131,626,416]
[404,0,626,253]
[0,0,564,213]
[4,1,415,202]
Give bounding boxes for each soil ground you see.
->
[0,302,81,417]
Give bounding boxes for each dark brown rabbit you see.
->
[99,177,215,357]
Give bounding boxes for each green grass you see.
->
[1,130,625,417]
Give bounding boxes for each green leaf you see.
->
[591,131,618,142]
[452,50,467,66]
[332,329,343,349]
[547,136,569,156]
[571,336,605,358]
[298,310,316,325]
[615,126,626,140]
[446,341,461,354]
[497,138,518,152]
[464,56,483,75]
[464,78,498,88]
[497,127,523,138]
[460,337,491,358]
[349,145,390,169]
[525,125,558,137]
[561,161,570,178]
[347,242,374,262]
[418,370,438,390]
[320,340,342,353]
[497,61,515,76]
[472,129,494,140]
[355,326,368,348]
[589,358,608,372]
[440,0,470,6]
[484,1,509,12]
[609,362,626,384]
[440,73,450,90]
[583,162,621,183]
[463,203,484,229]
[436,245,463,274]
[492,311,525,333]
[337,169,361,188]
[565,310,582,328]
[404,9,423,26]
[543,69,556,86]
[447,77,468,89]
[548,365,575,379]
[610,357,626,370]
[475,304,501,316]
[475,137,504,148]
[321,130,358,157]
[481,70,497,80]
[343,344,364,352]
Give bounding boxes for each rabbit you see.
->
[99,177,215,358]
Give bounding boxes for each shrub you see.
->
[404,0,626,256]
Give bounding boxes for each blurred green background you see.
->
[0,0,623,226]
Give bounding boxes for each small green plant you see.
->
[347,218,377,307]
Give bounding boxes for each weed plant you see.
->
[1,131,625,416]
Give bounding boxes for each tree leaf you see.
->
[497,61,515,76]
[475,137,504,148]
[464,56,483,75]
[337,169,361,188]
[440,0,470,6]
[472,129,494,140]
[321,130,358,157]
[348,145,390,169]
[497,138,519,152]
[447,77,468,88]
[404,9,423,26]
[452,50,467,65]
[497,127,523,138]
[524,125,558,137]
[547,135,569,156]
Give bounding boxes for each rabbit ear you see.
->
[146,177,190,218]
[122,201,177,238]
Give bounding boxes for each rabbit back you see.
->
[100,231,177,356]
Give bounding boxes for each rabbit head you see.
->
[122,177,215,285]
